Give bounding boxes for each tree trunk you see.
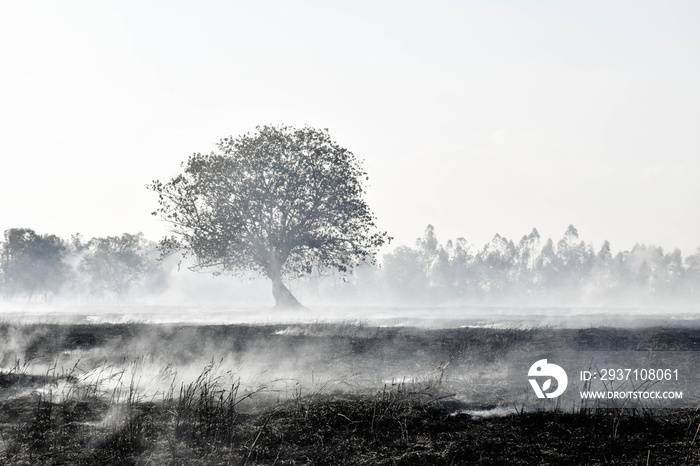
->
[267,247,305,309]
[270,273,304,309]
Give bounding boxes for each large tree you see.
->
[149,125,389,308]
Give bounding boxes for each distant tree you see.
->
[514,228,541,293]
[382,246,427,299]
[0,228,69,300]
[446,237,477,297]
[429,246,452,296]
[535,238,559,291]
[611,250,632,289]
[414,225,452,296]
[556,225,594,287]
[634,259,652,289]
[78,233,158,299]
[417,224,439,258]
[149,125,389,308]
[660,248,684,294]
[587,240,615,296]
[684,247,700,295]
[476,234,516,293]
[596,240,612,264]
[69,233,87,254]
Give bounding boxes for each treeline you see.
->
[0,228,163,301]
[375,225,700,302]
[1,225,699,303]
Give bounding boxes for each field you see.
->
[0,310,699,465]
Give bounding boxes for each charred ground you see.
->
[0,321,699,464]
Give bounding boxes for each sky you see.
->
[1,0,699,257]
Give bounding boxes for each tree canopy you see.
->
[149,125,389,308]
[78,233,158,299]
[379,224,700,302]
[0,228,70,299]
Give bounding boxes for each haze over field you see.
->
[2,6,700,463]
[2,222,700,317]
[1,1,699,256]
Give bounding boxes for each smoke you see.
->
[1,226,700,425]
[2,224,700,313]
[0,321,467,409]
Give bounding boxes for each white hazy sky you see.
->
[1,1,699,256]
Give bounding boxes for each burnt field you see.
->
[0,320,699,464]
